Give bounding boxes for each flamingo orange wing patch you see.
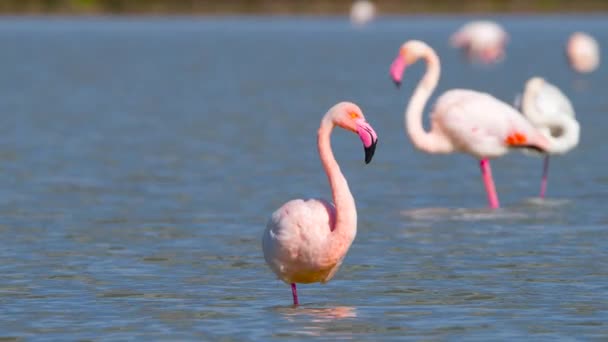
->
[504,132,527,146]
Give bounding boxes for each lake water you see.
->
[0,16,606,340]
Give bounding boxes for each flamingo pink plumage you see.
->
[566,32,600,73]
[450,20,508,64]
[262,102,378,306]
[390,40,550,209]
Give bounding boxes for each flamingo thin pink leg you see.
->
[291,283,299,306]
[480,159,500,209]
[540,155,549,199]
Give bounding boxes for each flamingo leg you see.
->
[540,155,550,199]
[480,159,500,209]
[291,283,299,306]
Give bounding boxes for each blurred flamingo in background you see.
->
[350,0,376,27]
[520,77,580,198]
[450,20,508,64]
[390,40,550,209]
[262,102,378,306]
[566,32,600,73]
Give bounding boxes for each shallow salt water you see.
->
[0,15,606,340]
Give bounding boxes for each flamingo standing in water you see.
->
[450,20,508,64]
[262,102,378,306]
[566,32,600,73]
[520,77,580,198]
[390,40,550,209]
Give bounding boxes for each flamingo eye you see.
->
[348,111,361,119]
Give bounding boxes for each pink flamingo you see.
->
[262,102,378,306]
[566,32,600,73]
[450,20,508,64]
[520,77,580,198]
[390,40,550,209]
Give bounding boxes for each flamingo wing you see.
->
[433,89,549,158]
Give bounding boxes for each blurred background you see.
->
[1,0,608,15]
[0,0,606,340]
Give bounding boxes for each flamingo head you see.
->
[331,102,378,164]
[390,40,428,88]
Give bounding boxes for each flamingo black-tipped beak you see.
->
[364,138,378,164]
[390,55,406,89]
[356,119,379,164]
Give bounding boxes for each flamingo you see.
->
[262,102,378,306]
[450,20,508,64]
[390,40,550,209]
[566,32,600,73]
[350,0,376,27]
[519,77,580,198]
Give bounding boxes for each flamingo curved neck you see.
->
[405,47,453,154]
[318,117,357,233]
[536,114,580,154]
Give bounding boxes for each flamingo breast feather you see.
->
[263,198,349,284]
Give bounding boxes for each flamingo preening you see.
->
[520,77,580,198]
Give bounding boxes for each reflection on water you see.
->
[401,207,528,222]
[520,197,572,207]
[271,306,357,338]
[572,78,592,91]
[276,305,357,322]
[401,198,573,222]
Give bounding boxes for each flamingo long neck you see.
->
[318,117,357,239]
[406,47,453,153]
[537,114,580,154]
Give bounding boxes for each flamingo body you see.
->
[567,32,600,73]
[450,20,508,63]
[263,198,344,284]
[433,89,550,159]
[350,0,376,27]
[262,102,378,305]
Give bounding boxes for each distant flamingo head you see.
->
[390,40,429,88]
[330,102,378,164]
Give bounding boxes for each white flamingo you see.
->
[520,77,580,198]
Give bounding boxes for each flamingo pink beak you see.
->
[355,119,378,164]
[390,55,407,88]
